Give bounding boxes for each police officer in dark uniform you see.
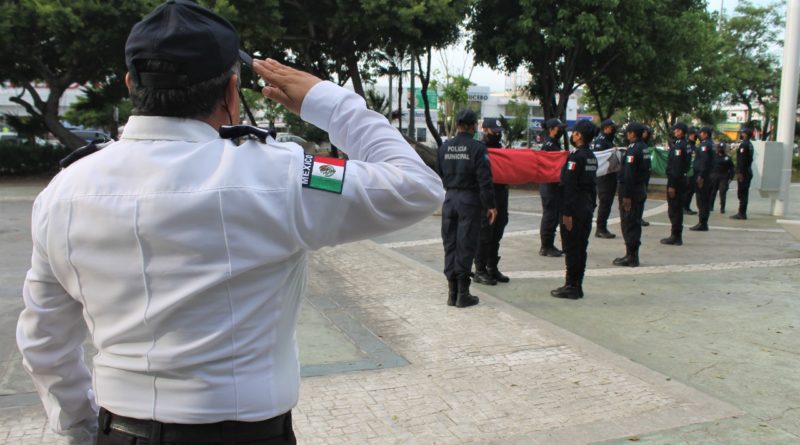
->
[551,120,598,299]
[613,123,650,267]
[640,126,655,227]
[438,109,497,308]
[475,117,510,285]
[731,128,755,220]
[591,119,618,239]
[710,143,735,213]
[690,127,715,231]
[684,127,699,215]
[539,118,567,257]
[661,122,691,246]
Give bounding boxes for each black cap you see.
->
[600,118,616,129]
[456,109,478,126]
[672,122,688,133]
[739,127,754,137]
[688,126,698,135]
[482,117,503,132]
[543,118,566,130]
[625,122,645,138]
[126,0,249,88]
[699,126,713,136]
[573,120,597,144]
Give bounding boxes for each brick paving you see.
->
[0,240,740,444]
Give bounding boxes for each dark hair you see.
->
[129,59,239,119]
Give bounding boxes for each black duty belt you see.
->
[99,407,292,445]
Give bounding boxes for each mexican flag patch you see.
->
[567,161,576,171]
[302,155,347,194]
[627,155,634,164]
[675,149,682,156]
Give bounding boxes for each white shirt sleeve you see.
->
[293,81,444,250]
[16,196,97,435]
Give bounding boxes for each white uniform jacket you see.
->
[16,81,444,434]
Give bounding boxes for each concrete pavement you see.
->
[0,178,798,444]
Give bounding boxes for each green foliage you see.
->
[366,89,391,118]
[440,75,473,137]
[0,0,158,149]
[63,83,132,139]
[470,0,691,120]
[0,141,69,176]
[719,1,784,140]
[499,100,530,147]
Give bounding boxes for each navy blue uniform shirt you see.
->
[666,138,691,188]
[560,145,597,217]
[437,132,496,209]
[619,140,650,197]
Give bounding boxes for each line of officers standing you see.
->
[437,110,755,304]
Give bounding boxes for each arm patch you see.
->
[302,155,347,194]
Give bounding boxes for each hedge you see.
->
[0,141,70,176]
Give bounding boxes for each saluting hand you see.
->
[562,215,573,232]
[487,208,497,225]
[253,59,322,114]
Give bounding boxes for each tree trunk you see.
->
[397,60,403,133]
[417,48,442,147]
[346,54,365,98]
[11,81,85,150]
[408,51,416,140]
[388,74,393,123]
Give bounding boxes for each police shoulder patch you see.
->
[567,161,576,171]
[301,155,347,194]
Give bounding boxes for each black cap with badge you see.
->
[482,117,503,133]
[125,0,252,89]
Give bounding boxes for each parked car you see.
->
[275,133,320,155]
[69,128,112,144]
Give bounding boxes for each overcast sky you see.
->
[375,0,786,92]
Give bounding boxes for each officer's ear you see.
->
[125,72,132,92]
[225,74,240,125]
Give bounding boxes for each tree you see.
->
[720,1,784,140]
[440,75,473,138]
[0,0,157,150]
[63,82,131,140]
[470,0,653,121]
[499,100,530,147]
[610,3,729,136]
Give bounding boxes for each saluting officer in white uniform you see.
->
[16,1,444,444]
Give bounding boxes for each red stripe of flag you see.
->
[315,156,346,166]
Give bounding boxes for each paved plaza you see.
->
[0,178,798,444]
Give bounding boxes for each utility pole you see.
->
[775,0,800,216]
[409,52,416,141]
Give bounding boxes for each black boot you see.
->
[613,246,631,266]
[487,257,510,283]
[474,269,497,285]
[730,213,747,220]
[660,235,683,246]
[447,280,458,306]
[550,285,583,299]
[640,219,650,227]
[689,222,709,231]
[684,208,697,215]
[456,278,480,308]
[539,245,563,257]
[474,258,496,285]
[625,246,640,267]
[595,226,617,239]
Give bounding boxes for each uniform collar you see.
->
[121,116,221,142]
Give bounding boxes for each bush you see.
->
[0,141,70,176]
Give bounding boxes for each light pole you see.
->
[774,0,800,216]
